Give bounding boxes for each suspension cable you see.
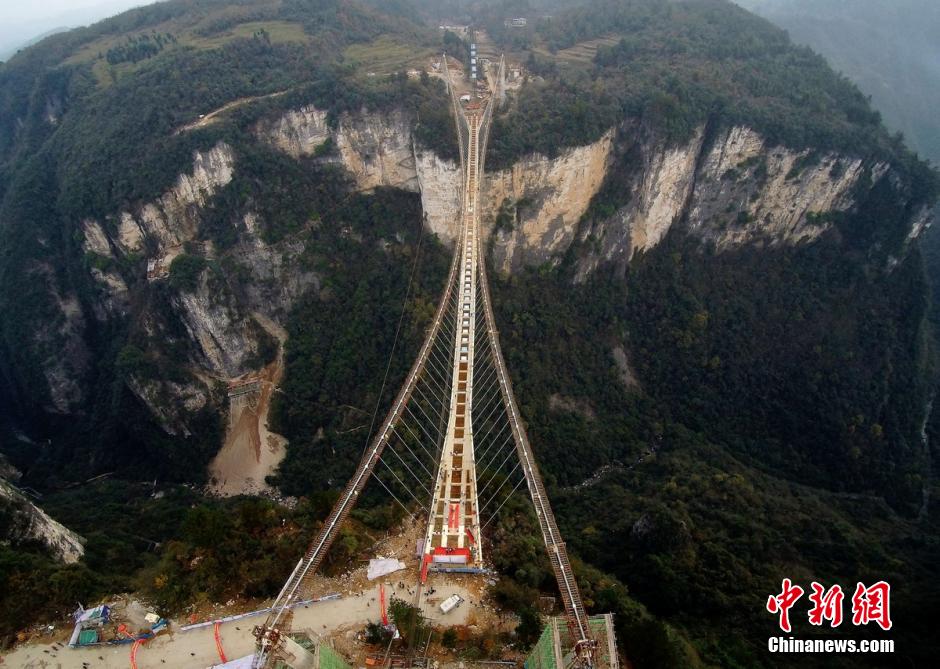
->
[480,468,526,528]
[359,206,428,456]
[372,470,419,520]
[379,458,429,511]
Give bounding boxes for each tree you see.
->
[441,627,458,648]
[168,254,207,293]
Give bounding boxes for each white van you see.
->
[439,594,464,614]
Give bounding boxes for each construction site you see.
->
[3,516,615,669]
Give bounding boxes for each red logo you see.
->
[808,582,844,627]
[851,581,892,631]
[766,579,892,631]
[767,578,804,633]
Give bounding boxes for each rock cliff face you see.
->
[0,478,84,563]
[689,126,870,247]
[415,149,462,243]
[64,102,932,461]
[77,143,293,435]
[570,124,927,279]
[81,142,237,316]
[257,106,463,243]
[259,106,928,283]
[334,109,420,192]
[261,105,330,158]
[483,131,616,273]
[173,273,263,379]
[32,266,90,414]
[116,142,235,255]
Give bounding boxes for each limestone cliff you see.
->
[415,149,462,244]
[334,109,420,192]
[30,264,91,415]
[483,131,615,273]
[259,104,932,281]
[172,273,264,379]
[261,105,330,158]
[66,103,933,464]
[114,142,235,255]
[81,142,236,316]
[570,124,929,280]
[78,143,307,437]
[257,106,463,244]
[0,478,84,564]
[257,104,617,255]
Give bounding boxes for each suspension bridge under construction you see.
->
[249,51,620,669]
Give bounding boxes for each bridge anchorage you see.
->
[251,53,618,669]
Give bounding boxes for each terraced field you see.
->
[533,35,622,70]
[343,35,437,77]
[62,0,305,89]
[189,20,309,50]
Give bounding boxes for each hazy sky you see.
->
[0,0,147,23]
[0,0,150,58]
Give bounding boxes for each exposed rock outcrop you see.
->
[259,104,931,281]
[0,478,85,563]
[257,105,419,191]
[258,105,463,244]
[484,131,616,273]
[125,375,211,438]
[334,109,420,192]
[689,126,870,247]
[77,144,309,438]
[415,148,462,244]
[612,345,640,390]
[113,142,235,254]
[574,125,923,279]
[262,105,330,158]
[173,272,263,379]
[229,214,320,322]
[80,143,236,318]
[30,264,90,414]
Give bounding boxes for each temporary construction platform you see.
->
[525,616,620,669]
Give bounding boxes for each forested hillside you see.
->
[731,0,940,469]
[1,1,938,667]
[734,0,940,166]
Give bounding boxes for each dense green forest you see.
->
[486,0,932,177]
[486,233,938,666]
[269,187,451,496]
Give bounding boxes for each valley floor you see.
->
[208,314,289,497]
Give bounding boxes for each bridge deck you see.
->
[423,102,485,566]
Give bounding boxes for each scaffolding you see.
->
[317,644,351,669]
[524,619,563,669]
[524,615,619,669]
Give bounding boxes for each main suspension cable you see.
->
[360,212,429,457]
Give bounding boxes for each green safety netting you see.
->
[524,621,558,669]
[77,629,99,645]
[318,644,351,669]
[526,615,617,669]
